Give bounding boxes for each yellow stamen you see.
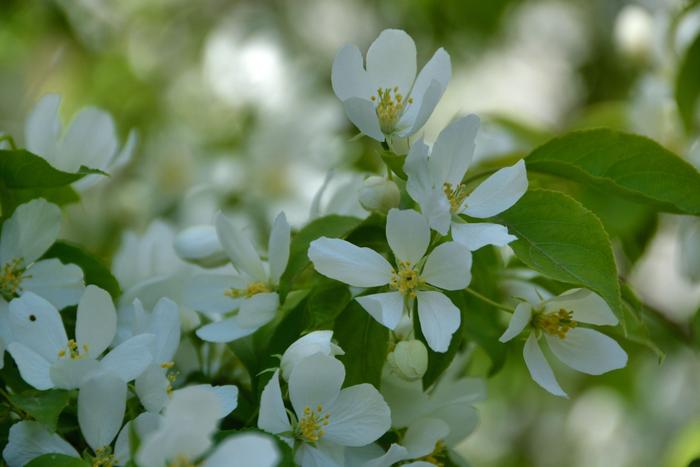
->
[443,183,468,213]
[297,404,331,443]
[92,446,117,467]
[373,87,412,134]
[390,261,422,299]
[419,439,447,466]
[534,308,578,339]
[224,281,271,299]
[0,258,24,301]
[58,339,87,360]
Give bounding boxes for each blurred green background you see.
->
[1,0,700,466]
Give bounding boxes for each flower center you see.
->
[390,261,423,299]
[443,183,468,213]
[57,339,88,360]
[417,439,447,466]
[224,281,271,299]
[161,361,178,395]
[92,446,117,467]
[371,87,413,134]
[297,404,330,443]
[167,455,198,467]
[0,258,25,301]
[534,309,578,339]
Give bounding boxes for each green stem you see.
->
[465,287,515,313]
[0,134,17,150]
[0,387,28,419]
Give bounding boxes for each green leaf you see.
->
[26,454,89,467]
[278,215,363,299]
[380,151,407,179]
[525,129,700,214]
[304,278,353,330]
[8,389,72,431]
[43,241,121,299]
[334,301,389,387]
[676,33,700,132]
[0,150,84,189]
[491,189,624,319]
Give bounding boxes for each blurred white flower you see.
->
[309,209,471,352]
[359,176,401,214]
[3,421,80,467]
[174,224,228,268]
[499,289,628,397]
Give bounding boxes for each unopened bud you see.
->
[359,176,400,214]
[387,340,428,381]
[174,225,228,268]
[613,5,653,62]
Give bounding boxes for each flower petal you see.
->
[366,29,416,97]
[386,209,430,264]
[399,80,443,138]
[150,297,181,363]
[8,292,67,361]
[99,333,154,382]
[416,291,461,353]
[545,328,628,375]
[308,237,393,287]
[195,316,258,344]
[215,213,267,282]
[50,357,100,389]
[76,285,116,359]
[174,224,228,268]
[324,383,391,447]
[281,330,345,381]
[429,115,480,187]
[235,292,279,329]
[523,333,567,397]
[342,98,384,141]
[450,222,517,251]
[462,160,528,218]
[78,373,126,451]
[205,432,280,467]
[22,259,84,309]
[135,365,169,413]
[356,291,405,330]
[3,421,79,467]
[289,353,344,417]
[421,241,472,290]
[544,289,618,326]
[25,94,62,163]
[268,212,291,284]
[0,199,61,266]
[400,47,450,127]
[332,44,372,101]
[402,417,450,458]
[258,370,292,435]
[499,302,532,342]
[114,412,161,465]
[7,343,53,390]
[56,106,118,173]
[184,273,241,315]
[363,443,410,467]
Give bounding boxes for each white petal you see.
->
[281,330,345,381]
[196,316,257,343]
[25,94,62,162]
[8,292,67,361]
[363,443,410,467]
[3,421,79,467]
[149,297,181,363]
[402,418,450,458]
[366,29,417,96]
[185,384,239,418]
[544,289,618,326]
[135,365,170,413]
[258,370,292,435]
[451,222,517,251]
[332,44,372,101]
[79,374,126,451]
[268,212,291,284]
[56,106,118,173]
[308,237,392,287]
[205,432,280,467]
[429,115,480,187]
[356,291,404,330]
[76,285,116,359]
[499,302,532,342]
[404,139,435,202]
[342,98,384,141]
[22,259,84,309]
[174,225,228,268]
[386,209,430,264]
[416,291,461,353]
[215,213,267,282]
[114,412,161,465]
[296,442,345,467]
[399,47,451,132]
[421,242,472,290]
[398,79,443,137]
[184,273,241,315]
[289,353,344,417]
[100,333,154,382]
[236,292,279,329]
[546,328,628,375]
[50,357,100,389]
[0,199,61,265]
[324,383,391,447]
[462,160,528,218]
[523,333,566,397]
[7,343,53,390]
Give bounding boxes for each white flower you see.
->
[131,386,260,467]
[7,286,154,391]
[309,170,367,221]
[25,94,137,190]
[0,199,84,309]
[678,217,700,283]
[499,288,628,397]
[308,208,471,352]
[331,29,451,144]
[3,421,80,467]
[358,176,400,214]
[258,353,391,467]
[404,115,528,251]
[187,212,290,343]
[280,330,345,381]
[386,339,428,381]
[174,224,228,268]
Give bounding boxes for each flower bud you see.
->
[280,331,345,381]
[174,225,228,268]
[359,176,400,214]
[387,339,428,381]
